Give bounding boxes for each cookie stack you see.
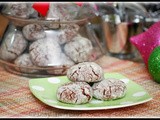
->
[56,62,127,104]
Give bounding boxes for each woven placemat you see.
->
[0,56,159,118]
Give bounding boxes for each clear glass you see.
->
[0,16,106,78]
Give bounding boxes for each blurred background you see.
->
[1,2,160,63]
[88,2,160,62]
[0,2,160,77]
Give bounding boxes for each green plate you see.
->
[29,72,152,110]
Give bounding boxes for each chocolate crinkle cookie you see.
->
[55,3,80,21]
[46,3,60,20]
[2,3,38,19]
[0,32,28,61]
[92,78,127,100]
[14,53,38,73]
[47,53,75,75]
[57,82,93,104]
[10,3,30,18]
[46,3,79,21]
[57,24,80,45]
[22,23,46,41]
[64,35,93,63]
[75,3,98,20]
[29,38,62,67]
[67,62,104,83]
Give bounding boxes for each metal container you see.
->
[102,14,144,60]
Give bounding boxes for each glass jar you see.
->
[0,15,106,78]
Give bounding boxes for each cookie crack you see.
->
[81,87,91,101]
[90,65,99,79]
[70,70,79,81]
[5,42,18,56]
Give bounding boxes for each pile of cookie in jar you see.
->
[57,62,127,104]
[0,3,102,75]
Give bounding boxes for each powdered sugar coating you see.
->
[47,53,75,75]
[57,24,80,45]
[22,24,46,41]
[0,32,28,61]
[29,38,62,67]
[43,3,60,29]
[67,62,104,83]
[64,35,93,63]
[59,53,75,66]
[46,3,60,20]
[57,82,93,104]
[92,78,127,100]
[10,3,30,18]
[14,53,38,73]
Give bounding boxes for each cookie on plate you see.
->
[92,78,127,100]
[67,62,104,83]
[57,82,93,104]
